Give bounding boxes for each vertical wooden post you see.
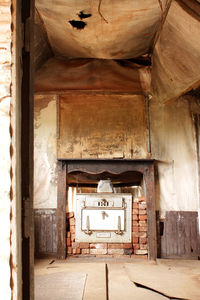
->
[193,114,200,253]
[144,163,157,260]
[57,161,67,259]
[21,0,35,299]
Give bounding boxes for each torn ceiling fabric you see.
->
[35,0,169,59]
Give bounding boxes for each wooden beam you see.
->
[21,0,35,299]
[144,163,157,260]
[57,161,67,259]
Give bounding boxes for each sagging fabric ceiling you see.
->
[35,0,170,59]
[35,0,200,102]
[34,57,151,92]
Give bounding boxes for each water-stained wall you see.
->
[58,94,147,159]
[34,93,199,216]
[150,96,199,217]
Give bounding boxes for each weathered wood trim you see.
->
[57,161,67,259]
[193,114,200,251]
[56,95,60,139]
[145,96,151,153]
[34,90,146,96]
[34,209,57,215]
[34,209,57,257]
[21,0,35,299]
[65,159,154,175]
[144,164,157,260]
[160,211,200,258]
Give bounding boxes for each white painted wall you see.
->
[150,97,199,217]
[34,95,57,208]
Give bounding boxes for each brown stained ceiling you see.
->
[151,0,200,102]
[35,0,170,59]
[34,10,53,70]
[34,57,151,93]
[35,0,200,102]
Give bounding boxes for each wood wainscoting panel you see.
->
[34,209,57,257]
[160,211,200,258]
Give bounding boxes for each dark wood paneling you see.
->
[160,211,200,258]
[34,209,57,256]
[52,214,57,253]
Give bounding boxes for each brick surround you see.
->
[66,196,148,257]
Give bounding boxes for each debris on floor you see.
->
[125,261,200,300]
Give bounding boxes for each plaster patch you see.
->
[34,96,57,208]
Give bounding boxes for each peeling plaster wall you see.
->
[0,1,12,299]
[150,96,199,217]
[0,97,11,299]
[34,93,199,217]
[34,95,57,208]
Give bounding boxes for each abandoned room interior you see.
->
[0,0,200,299]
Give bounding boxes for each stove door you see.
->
[81,208,125,231]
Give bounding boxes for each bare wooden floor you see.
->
[35,257,200,300]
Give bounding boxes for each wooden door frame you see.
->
[17,0,35,299]
[57,159,157,260]
[10,0,35,298]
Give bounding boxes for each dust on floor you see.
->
[35,257,200,300]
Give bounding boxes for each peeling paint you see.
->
[150,97,199,217]
[34,95,57,208]
[58,94,147,159]
[0,97,11,300]
[34,93,199,219]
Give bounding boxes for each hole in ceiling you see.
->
[69,20,87,30]
[115,56,151,67]
[78,10,92,20]
[186,87,200,98]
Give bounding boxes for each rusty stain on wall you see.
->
[58,94,147,159]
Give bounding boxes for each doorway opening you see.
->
[32,0,159,299]
[11,0,200,298]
